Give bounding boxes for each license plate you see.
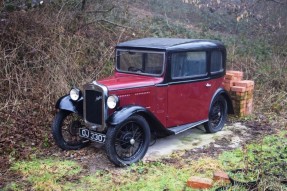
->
[79,128,106,143]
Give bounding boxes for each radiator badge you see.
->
[95,96,102,101]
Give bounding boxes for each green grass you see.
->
[219,131,287,189]
[5,158,82,191]
[4,157,221,191]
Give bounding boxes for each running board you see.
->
[168,120,208,135]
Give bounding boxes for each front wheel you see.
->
[204,95,227,133]
[105,115,151,167]
[52,110,89,150]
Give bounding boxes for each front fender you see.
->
[107,105,148,126]
[55,95,83,116]
[107,105,176,137]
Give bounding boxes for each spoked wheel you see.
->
[105,115,150,166]
[52,110,89,150]
[204,95,227,133]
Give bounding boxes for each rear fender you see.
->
[55,95,83,116]
[210,88,234,114]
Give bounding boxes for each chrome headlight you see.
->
[107,95,119,109]
[69,88,81,101]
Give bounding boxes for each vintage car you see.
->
[52,38,233,166]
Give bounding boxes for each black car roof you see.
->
[116,38,225,51]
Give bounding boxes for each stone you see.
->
[187,176,213,189]
[213,171,231,185]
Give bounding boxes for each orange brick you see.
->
[236,91,247,97]
[234,101,246,108]
[240,110,247,116]
[231,86,246,93]
[225,71,254,117]
[242,80,254,86]
[225,71,243,81]
[239,100,247,105]
[245,105,253,114]
[246,98,253,103]
[187,176,213,189]
[223,86,231,91]
[224,73,234,80]
[231,95,246,101]
[246,102,253,109]
[227,70,243,77]
[233,107,247,116]
[235,76,243,81]
[223,82,230,87]
[246,86,254,92]
[213,171,231,185]
[223,79,235,84]
[225,76,242,81]
[234,80,254,88]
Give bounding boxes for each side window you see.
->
[210,51,223,73]
[171,51,207,79]
[119,51,142,71]
[145,53,164,74]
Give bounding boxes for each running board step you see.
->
[168,120,208,134]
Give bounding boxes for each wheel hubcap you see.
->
[120,132,134,149]
[130,138,135,145]
[69,121,80,136]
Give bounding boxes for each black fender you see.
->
[55,95,83,116]
[107,105,173,137]
[210,88,234,114]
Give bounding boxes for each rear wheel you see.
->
[105,115,150,166]
[52,110,89,150]
[204,95,227,133]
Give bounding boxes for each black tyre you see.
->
[105,115,151,167]
[204,95,227,133]
[52,110,89,150]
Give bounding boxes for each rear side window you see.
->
[171,51,207,79]
[210,51,223,73]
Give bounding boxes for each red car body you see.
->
[101,72,224,128]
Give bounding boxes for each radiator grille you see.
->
[85,90,102,125]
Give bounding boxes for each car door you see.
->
[167,51,215,127]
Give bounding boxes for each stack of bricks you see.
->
[223,71,254,117]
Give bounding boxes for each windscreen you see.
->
[117,50,164,75]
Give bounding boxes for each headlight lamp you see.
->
[107,95,119,109]
[69,88,81,101]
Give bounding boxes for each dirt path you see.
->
[144,123,249,161]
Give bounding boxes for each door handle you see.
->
[206,83,212,87]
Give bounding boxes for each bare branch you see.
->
[80,19,130,29]
[265,0,286,4]
[81,0,86,11]
[98,19,130,28]
[86,6,115,14]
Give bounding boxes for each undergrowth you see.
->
[0,0,136,160]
